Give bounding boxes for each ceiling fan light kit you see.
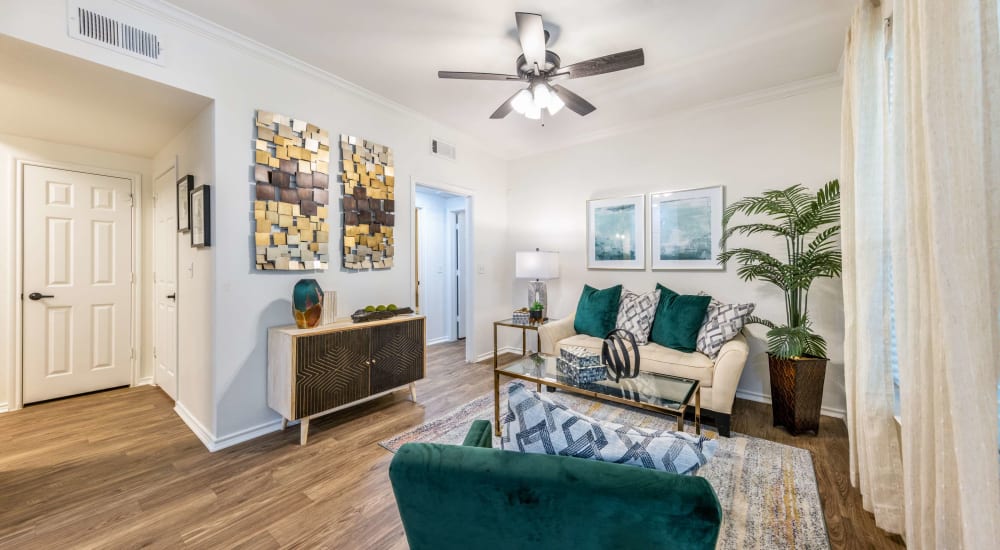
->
[438,12,645,121]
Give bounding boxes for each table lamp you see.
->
[515,249,560,318]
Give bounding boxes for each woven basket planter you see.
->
[768,355,828,436]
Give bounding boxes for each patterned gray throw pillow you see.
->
[615,288,661,344]
[696,293,755,359]
[500,383,717,475]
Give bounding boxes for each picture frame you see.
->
[190,184,211,248]
[177,175,193,232]
[586,195,646,270]
[650,185,724,270]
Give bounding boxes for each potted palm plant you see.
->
[718,180,841,435]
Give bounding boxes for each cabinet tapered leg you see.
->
[300,417,310,446]
[281,418,288,430]
[409,382,417,402]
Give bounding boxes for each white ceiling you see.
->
[0,35,211,158]
[173,1,851,158]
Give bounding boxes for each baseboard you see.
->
[174,401,216,451]
[475,346,521,364]
[426,337,453,346]
[135,376,154,386]
[735,389,846,420]
[211,419,283,452]
[0,402,7,413]
[174,401,283,452]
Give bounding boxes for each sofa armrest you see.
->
[710,332,750,415]
[538,315,577,355]
[461,420,493,448]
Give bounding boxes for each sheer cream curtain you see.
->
[890,0,1000,548]
[840,0,905,535]
[845,0,1000,545]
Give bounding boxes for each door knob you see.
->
[167,293,176,300]
[28,292,54,301]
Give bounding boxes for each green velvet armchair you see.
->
[388,419,722,550]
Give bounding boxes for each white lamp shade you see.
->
[516,250,560,280]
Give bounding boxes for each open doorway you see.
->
[0,36,212,411]
[414,184,471,354]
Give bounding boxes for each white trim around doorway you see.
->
[409,177,476,364]
[10,159,145,411]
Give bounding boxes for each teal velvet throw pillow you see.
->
[649,284,711,352]
[574,284,623,338]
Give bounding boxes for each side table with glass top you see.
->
[492,318,551,369]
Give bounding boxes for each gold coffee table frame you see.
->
[493,353,701,437]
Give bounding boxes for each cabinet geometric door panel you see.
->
[370,319,425,395]
[22,165,133,404]
[295,328,370,419]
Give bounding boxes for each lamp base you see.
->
[528,280,547,318]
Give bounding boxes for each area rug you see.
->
[380,383,830,550]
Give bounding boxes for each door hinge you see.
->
[131,272,135,284]
[153,346,157,358]
[128,193,135,207]
[130,349,135,359]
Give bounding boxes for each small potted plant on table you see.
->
[718,180,841,435]
[529,301,544,324]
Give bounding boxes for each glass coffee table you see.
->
[493,353,701,437]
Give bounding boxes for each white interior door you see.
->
[153,168,178,400]
[455,210,467,340]
[22,165,133,403]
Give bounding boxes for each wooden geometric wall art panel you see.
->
[252,109,331,270]
[341,134,395,271]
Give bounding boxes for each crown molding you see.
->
[112,0,514,158]
[509,72,843,159]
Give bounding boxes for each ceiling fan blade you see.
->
[555,48,645,79]
[438,71,524,81]
[515,12,546,73]
[490,89,525,119]
[552,85,596,116]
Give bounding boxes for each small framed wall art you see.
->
[177,175,193,232]
[650,185,723,270]
[586,195,645,270]
[190,184,211,248]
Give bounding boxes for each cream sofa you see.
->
[539,315,749,436]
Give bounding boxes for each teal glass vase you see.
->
[292,279,324,329]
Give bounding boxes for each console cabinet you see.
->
[268,315,425,445]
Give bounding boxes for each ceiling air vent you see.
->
[68,2,165,65]
[431,138,456,161]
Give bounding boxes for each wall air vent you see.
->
[431,138,456,161]
[68,2,165,65]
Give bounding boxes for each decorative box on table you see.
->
[512,311,530,325]
[557,346,605,384]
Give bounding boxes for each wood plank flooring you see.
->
[0,341,903,549]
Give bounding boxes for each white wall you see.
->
[0,133,153,411]
[505,84,847,415]
[415,189,450,343]
[152,103,216,436]
[0,0,511,445]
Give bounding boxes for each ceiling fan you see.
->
[438,12,645,120]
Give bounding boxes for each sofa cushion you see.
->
[641,343,716,387]
[573,284,622,338]
[556,334,715,387]
[649,284,711,352]
[501,382,717,475]
[696,293,755,359]
[615,288,661,345]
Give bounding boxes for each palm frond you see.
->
[721,223,793,248]
[796,180,840,234]
[745,315,777,329]
[722,194,796,226]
